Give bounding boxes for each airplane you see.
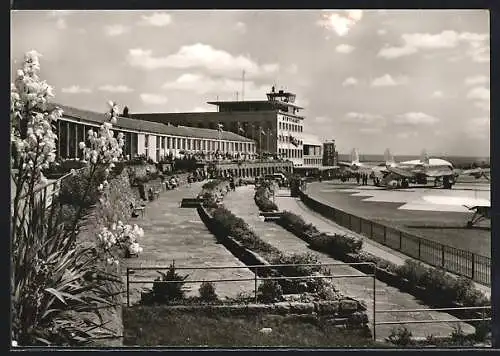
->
[338,149,375,175]
[421,195,491,228]
[382,149,457,189]
[459,167,491,181]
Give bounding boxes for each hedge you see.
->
[275,210,491,313]
[254,182,278,212]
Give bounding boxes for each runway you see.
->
[307,181,491,257]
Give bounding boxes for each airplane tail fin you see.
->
[351,148,360,164]
[384,148,395,165]
[420,149,430,164]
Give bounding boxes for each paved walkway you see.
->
[284,189,490,298]
[123,181,254,305]
[224,185,475,341]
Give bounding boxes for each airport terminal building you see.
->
[131,88,306,167]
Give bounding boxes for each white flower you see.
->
[79,142,86,149]
[12,340,18,347]
[129,242,142,255]
[98,184,104,191]
[110,117,117,124]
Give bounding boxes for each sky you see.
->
[10,10,490,157]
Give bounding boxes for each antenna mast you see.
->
[242,70,245,101]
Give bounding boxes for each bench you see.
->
[132,204,146,218]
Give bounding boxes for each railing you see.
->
[12,167,86,214]
[298,189,491,286]
[125,262,377,336]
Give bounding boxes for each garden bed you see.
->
[274,210,491,328]
[123,306,377,347]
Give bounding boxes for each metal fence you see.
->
[11,167,87,217]
[298,190,491,286]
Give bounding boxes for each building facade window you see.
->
[144,135,149,158]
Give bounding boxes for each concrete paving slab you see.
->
[223,186,478,341]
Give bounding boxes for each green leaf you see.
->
[45,288,67,305]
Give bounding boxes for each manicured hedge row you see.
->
[275,210,491,321]
[254,183,278,212]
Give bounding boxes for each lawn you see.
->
[123,306,382,348]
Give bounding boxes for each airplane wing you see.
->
[425,169,455,177]
[387,166,415,178]
[337,161,352,168]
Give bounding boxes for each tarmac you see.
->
[306,181,491,257]
[122,181,255,305]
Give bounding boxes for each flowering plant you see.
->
[97,221,144,262]
[10,50,145,346]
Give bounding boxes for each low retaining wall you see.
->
[274,216,489,327]
[196,205,369,329]
[140,300,367,322]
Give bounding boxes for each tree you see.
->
[122,106,130,117]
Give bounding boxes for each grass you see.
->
[123,307,382,348]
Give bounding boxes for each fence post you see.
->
[126,268,130,307]
[383,226,386,244]
[471,253,475,281]
[254,268,258,303]
[373,264,376,342]
[399,231,402,250]
[441,245,445,268]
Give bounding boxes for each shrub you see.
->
[450,324,468,346]
[310,232,363,256]
[395,260,427,289]
[254,184,278,212]
[199,281,218,302]
[258,279,283,303]
[386,327,413,346]
[141,261,190,304]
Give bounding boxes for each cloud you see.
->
[465,117,489,140]
[378,44,418,59]
[377,29,387,36]
[105,24,130,36]
[127,44,279,79]
[317,10,363,37]
[432,90,443,98]
[140,93,168,105]
[98,85,134,93]
[467,86,490,101]
[342,112,385,125]
[396,132,419,139]
[371,74,408,87]
[394,112,439,125]
[61,85,92,94]
[474,101,490,112]
[314,116,331,123]
[235,21,247,34]
[140,12,172,27]
[162,73,269,99]
[342,77,358,86]
[286,64,298,74]
[56,17,67,29]
[336,44,355,53]
[465,75,489,86]
[377,30,489,60]
[360,127,382,134]
[192,106,216,112]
